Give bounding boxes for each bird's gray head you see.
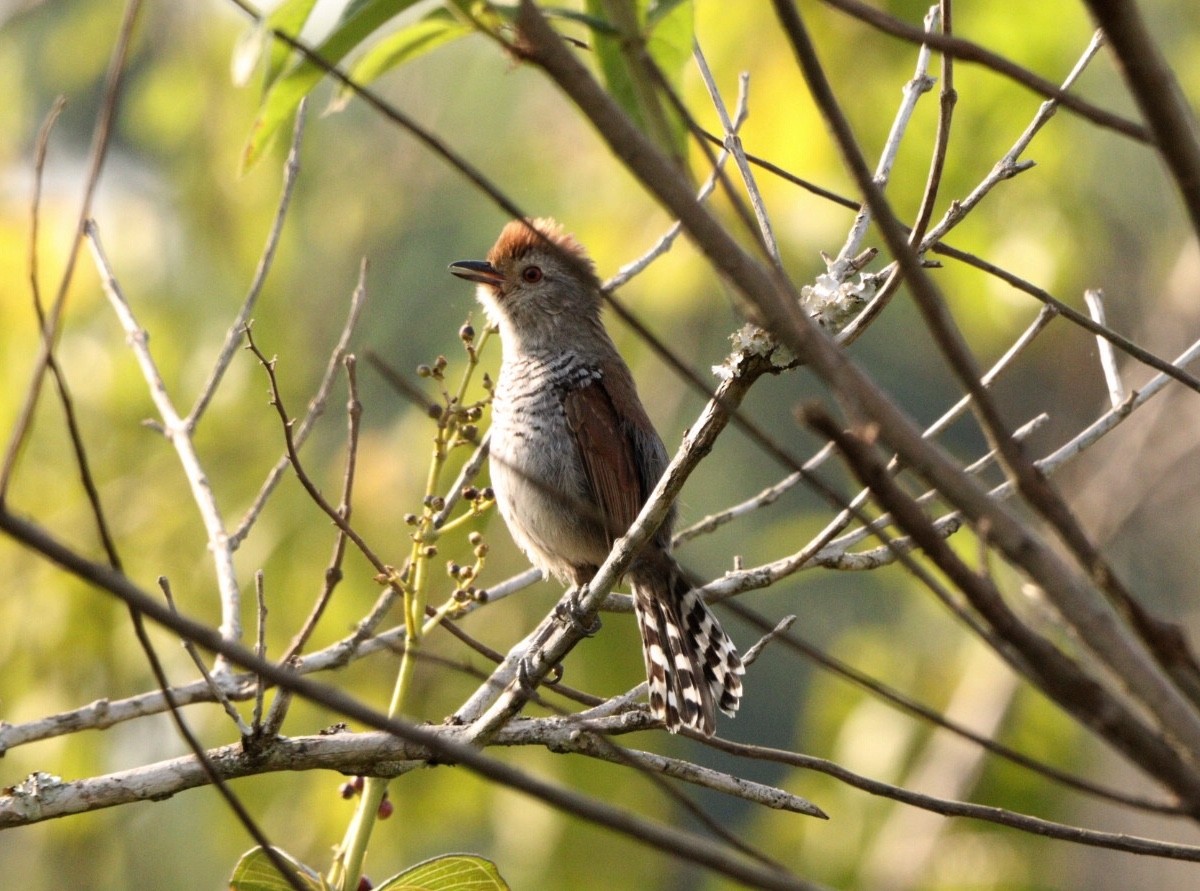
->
[449,218,603,346]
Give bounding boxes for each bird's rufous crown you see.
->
[487,218,594,276]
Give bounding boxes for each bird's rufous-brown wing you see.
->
[562,367,648,547]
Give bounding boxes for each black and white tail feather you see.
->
[630,560,744,736]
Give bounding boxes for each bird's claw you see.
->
[514,654,564,693]
[555,587,601,637]
[515,656,537,694]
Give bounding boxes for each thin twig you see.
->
[1085,289,1126,409]
[907,0,957,250]
[230,260,369,550]
[287,356,361,662]
[25,98,124,569]
[187,101,307,428]
[253,570,268,733]
[159,576,252,737]
[244,327,389,576]
[834,5,939,265]
[741,615,797,668]
[692,45,781,267]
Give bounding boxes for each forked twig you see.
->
[86,221,244,648]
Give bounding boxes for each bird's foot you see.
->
[555,586,601,637]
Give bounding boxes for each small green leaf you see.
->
[242,0,424,173]
[376,853,510,891]
[330,9,473,112]
[228,846,327,891]
[264,0,323,89]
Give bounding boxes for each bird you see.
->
[449,217,744,735]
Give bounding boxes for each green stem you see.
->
[432,508,483,537]
[330,636,420,890]
[328,325,492,890]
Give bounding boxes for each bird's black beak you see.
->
[449,260,503,287]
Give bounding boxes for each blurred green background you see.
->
[3,1,1200,888]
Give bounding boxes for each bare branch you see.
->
[1085,289,1126,409]
[771,0,1200,769]
[833,5,939,265]
[86,221,244,647]
[692,46,782,266]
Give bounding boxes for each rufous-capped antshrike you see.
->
[449,218,744,736]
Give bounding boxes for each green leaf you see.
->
[376,853,510,891]
[230,0,321,90]
[330,9,473,112]
[264,0,323,89]
[241,0,424,173]
[646,0,692,88]
[584,0,649,144]
[228,846,327,891]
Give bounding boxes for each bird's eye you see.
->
[521,266,543,284]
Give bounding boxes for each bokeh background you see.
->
[3,1,1200,888]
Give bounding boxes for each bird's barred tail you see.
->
[630,561,744,736]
